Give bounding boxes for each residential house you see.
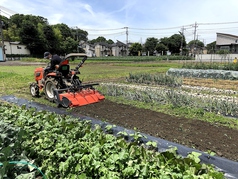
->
[111,40,127,56]
[3,41,30,55]
[84,40,128,57]
[1,41,30,60]
[84,43,95,57]
[95,42,111,57]
[216,33,238,53]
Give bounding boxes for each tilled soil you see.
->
[73,99,238,162]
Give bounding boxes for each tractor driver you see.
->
[43,52,62,78]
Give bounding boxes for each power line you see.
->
[89,31,125,36]
[83,27,125,31]
[84,21,238,32]
[0,10,12,17]
[84,21,238,35]
[81,21,238,43]
[198,26,238,31]
[198,21,238,25]
[128,24,193,31]
[0,6,17,16]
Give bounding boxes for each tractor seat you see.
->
[57,64,70,77]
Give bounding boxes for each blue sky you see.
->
[1,0,238,45]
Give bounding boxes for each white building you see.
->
[4,41,30,55]
[216,33,238,53]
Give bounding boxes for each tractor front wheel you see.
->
[30,83,39,97]
[44,78,58,102]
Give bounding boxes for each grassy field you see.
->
[0,59,182,104]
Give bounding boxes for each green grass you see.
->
[21,57,48,62]
[0,67,34,96]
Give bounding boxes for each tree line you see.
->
[0,14,88,56]
[129,36,215,56]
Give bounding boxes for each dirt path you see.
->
[0,60,45,66]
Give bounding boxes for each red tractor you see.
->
[30,53,105,107]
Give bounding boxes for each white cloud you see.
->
[83,4,95,16]
[49,13,64,24]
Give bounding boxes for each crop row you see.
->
[86,55,193,62]
[126,73,182,87]
[182,62,238,71]
[100,82,238,117]
[0,103,224,178]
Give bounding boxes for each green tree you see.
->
[43,25,59,54]
[168,34,184,54]
[10,14,49,55]
[144,37,159,55]
[206,41,216,54]
[53,23,72,40]
[187,40,204,55]
[160,37,170,47]
[61,37,80,54]
[155,43,168,55]
[5,24,20,41]
[188,40,204,49]
[0,15,10,29]
[37,23,52,53]
[10,14,48,28]
[159,34,186,55]
[129,43,142,56]
[107,39,114,44]
[9,14,25,28]
[71,28,88,42]
[52,27,64,54]
[19,21,42,55]
[0,15,17,41]
[3,13,88,56]
[89,36,107,44]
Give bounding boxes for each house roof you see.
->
[88,40,127,48]
[116,40,127,47]
[217,33,238,39]
[95,42,109,47]
[216,33,238,46]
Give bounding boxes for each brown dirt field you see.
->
[73,99,238,162]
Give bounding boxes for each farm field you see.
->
[1,59,238,164]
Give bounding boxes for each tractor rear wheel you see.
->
[44,78,58,102]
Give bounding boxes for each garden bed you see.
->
[1,95,238,178]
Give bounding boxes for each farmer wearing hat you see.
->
[43,52,62,78]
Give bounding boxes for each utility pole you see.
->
[193,22,197,42]
[180,26,185,56]
[76,26,79,52]
[0,15,5,61]
[125,27,128,56]
[193,22,198,57]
